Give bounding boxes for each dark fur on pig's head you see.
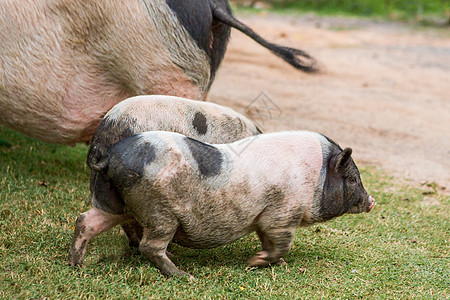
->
[314,137,373,222]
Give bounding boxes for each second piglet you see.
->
[70,130,375,278]
[87,95,261,247]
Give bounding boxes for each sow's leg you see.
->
[138,217,192,278]
[68,207,133,266]
[247,228,295,267]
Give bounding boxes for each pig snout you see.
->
[367,196,375,212]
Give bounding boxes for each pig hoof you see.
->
[273,258,287,266]
[68,258,82,267]
[247,251,270,267]
[168,270,195,281]
[68,252,83,267]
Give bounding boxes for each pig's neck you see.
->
[310,135,339,223]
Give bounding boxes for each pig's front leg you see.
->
[122,221,175,258]
[247,228,295,267]
[68,207,133,266]
[139,220,192,279]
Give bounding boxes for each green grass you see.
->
[0,125,448,299]
[234,0,449,24]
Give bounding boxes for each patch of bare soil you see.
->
[209,14,450,194]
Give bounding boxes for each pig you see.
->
[69,130,375,278]
[87,94,262,247]
[88,95,262,171]
[0,0,316,145]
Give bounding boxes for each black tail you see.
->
[211,5,317,72]
[87,144,110,172]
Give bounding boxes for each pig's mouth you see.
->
[366,195,375,212]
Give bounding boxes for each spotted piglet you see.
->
[86,95,261,247]
[69,130,375,278]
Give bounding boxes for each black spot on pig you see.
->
[91,172,125,215]
[166,0,213,54]
[113,135,156,175]
[166,0,231,87]
[184,137,222,176]
[108,135,157,192]
[117,126,135,143]
[193,112,208,135]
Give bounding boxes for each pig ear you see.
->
[334,147,353,173]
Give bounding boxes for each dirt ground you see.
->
[208,13,450,194]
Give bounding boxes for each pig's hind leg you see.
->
[68,207,133,266]
[247,228,295,267]
[121,221,143,248]
[139,218,192,278]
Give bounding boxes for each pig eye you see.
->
[348,176,357,184]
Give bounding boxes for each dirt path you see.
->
[209,14,450,193]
